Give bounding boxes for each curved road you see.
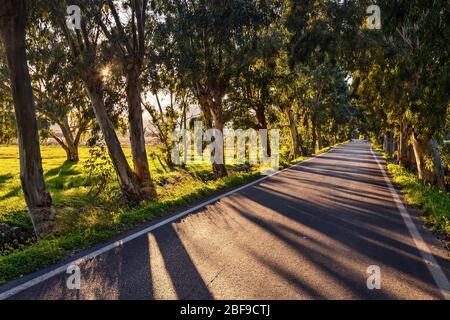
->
[1,141,449,300]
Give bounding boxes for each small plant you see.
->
[83,145,115,200]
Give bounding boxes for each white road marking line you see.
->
[0,146,339,300]
[370,146,450,300]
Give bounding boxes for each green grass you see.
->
[375,146,450,241]
[0,142,342,284]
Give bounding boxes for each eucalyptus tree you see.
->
[27,24,94,162]
[46,0,157,203]
[271,52,305,158]
[143,83,183,170]
[154,0,269,178]
[298,63,352,153]
[283,0,366,155]
[92,0,157,190]
[224,29,283,161]
[0,0,56,238]
[353,0,449,189]
[381,0,450,190]
[0,58,17,144]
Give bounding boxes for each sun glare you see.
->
[100,65,111,79]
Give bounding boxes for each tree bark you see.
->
[429,137,446,190]
[311,116,317,152]
[58,116,79,162]
[286,106,302,158]
[255,105,271,157]
[383,130,394,158]
[211,104,227,179]
[0,0,56,239]
[126,64,157,199]
[83,69,152,204]
[317,125,322,151]
[411,132,446,190]
[397,119,414,170]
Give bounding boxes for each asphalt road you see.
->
[1,141,450,300]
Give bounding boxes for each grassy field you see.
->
[0,144,311,284]
[0,145,221,233]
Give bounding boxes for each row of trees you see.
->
[350,0,450,190]
[1,0,447,239]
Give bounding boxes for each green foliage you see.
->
[441,143,450,169]
[388,164,450,238]
[83,145,116,200]
[0,56,16,144]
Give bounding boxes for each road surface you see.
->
[1,141,449,300]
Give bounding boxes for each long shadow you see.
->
[0,173,13,188]
[116,236,154,300]
[228,203,394,299]
[96,223,213,300]
[292,164,386,183]
[289,165,389,189]
[318,156,379,166]
[44,161,78,178]
[152,224,214,300]
[0,186,22,201]
[227,191,442,298]
[230,173,448,297]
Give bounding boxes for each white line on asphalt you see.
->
[0,146,338,300]
[370,147,450,300]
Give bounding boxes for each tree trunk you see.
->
[83,70,152,204]
[255,105,271,157]
[317,125,322,151]
[429,137,446,190]
[383,130,394,158]
[199,102,213,129]
[286,107,302,158]
[398,119,414,170]
[212,105,227,179]
[0,0,56,239]
[411,132,446,190]
[59,117,79,162]
[311,116,317,152]
[125,64,157,200]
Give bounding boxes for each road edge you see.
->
[369,145,450,300]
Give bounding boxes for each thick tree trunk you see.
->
[126,64,157,199]
[429,137,446,190]
[0,0,56,239]
[199,102,213,129]
[411,132,446,190]
[212,106,227,179]
[286,107,302,158]
[51,132,78,163]
[383,130,394,158]
[255,105,271,157]
[311,116,317,152]
[397,120,414,170]
[59,117,79,162]
[83,70,151,204]
[317,125,322,151]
